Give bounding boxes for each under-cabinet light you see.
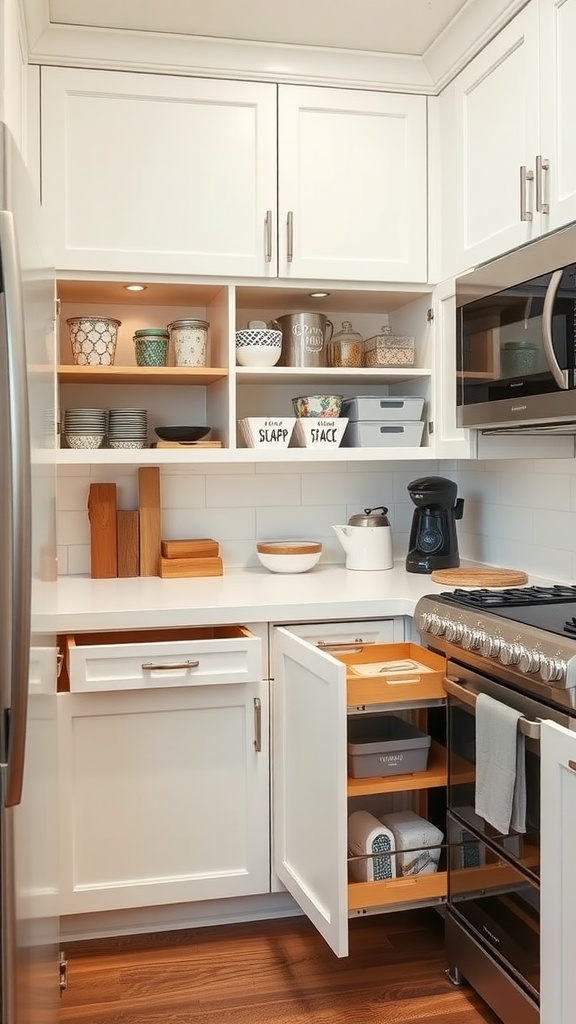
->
[124,284,147,292]
[309,291,330,298]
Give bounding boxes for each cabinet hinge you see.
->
[426,308,434,323]
[428,421,434,435]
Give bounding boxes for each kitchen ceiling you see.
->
[47,0,470,55]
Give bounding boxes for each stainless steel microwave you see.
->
[456,222,576,433]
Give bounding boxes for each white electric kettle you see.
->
[333,506,393,571]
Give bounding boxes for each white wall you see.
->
[57,455,576,582]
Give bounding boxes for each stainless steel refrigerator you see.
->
[0,121,60,1024]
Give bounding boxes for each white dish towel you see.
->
[474,692,526,835]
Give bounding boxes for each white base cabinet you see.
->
[58,627,270,915]
[540,719,576,1024]
[272,620,448,957]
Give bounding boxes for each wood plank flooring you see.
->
[59,910,501,1024]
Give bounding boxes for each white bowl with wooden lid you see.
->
[256,541,322,573]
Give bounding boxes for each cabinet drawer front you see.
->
[66,628,261,691]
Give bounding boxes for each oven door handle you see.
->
[444,676,541,740]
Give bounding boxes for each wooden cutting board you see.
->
[431,567,528,587]
[87,483,118,578]
[138,467,162,576]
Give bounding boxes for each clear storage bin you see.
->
[364,326,415,367]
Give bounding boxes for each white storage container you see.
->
[342,421,425,447]
[291,417,348,449]
[342,396,424,421]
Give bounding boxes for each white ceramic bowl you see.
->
[256,541,322,573]
[235,329,282,367]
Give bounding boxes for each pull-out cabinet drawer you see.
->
[273,626,450,957]
[62,625,262,691]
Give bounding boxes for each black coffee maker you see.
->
[406,476,464,574]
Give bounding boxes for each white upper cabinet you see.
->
[539,0,576,233]
[40,68,428,283]
[40,67,278,277]
[439,0,576,279]
[277,86,428,283]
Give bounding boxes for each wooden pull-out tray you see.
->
[335,642,446,706]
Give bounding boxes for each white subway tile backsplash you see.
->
[56,458,576,579]
[207,473,302,508]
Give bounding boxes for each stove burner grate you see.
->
[440,584,576,608]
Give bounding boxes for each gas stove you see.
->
[415,585,576,692]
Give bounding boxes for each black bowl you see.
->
[154,426,211,442]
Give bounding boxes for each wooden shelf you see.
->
[347,742,475,797]
[58,365,228,385]
[348,869,447,911]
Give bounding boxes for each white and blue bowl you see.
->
[235,328,282,367]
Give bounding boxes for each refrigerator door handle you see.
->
[0,210,32,807]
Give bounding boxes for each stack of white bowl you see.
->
[107,409,148,449]
[63,408,107,449]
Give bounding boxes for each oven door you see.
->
[446,661,574,880]
[447,813,540,1003]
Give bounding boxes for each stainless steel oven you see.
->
[416,585,576,1024]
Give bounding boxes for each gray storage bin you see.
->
[342,396,424,421]
[342,420,425,447]
[348,715,431,778]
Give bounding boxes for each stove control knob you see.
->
[461,627,473,649]
[446,620,464,643]
[429,615,446,637]
[519,649,541,674]
[540,657,566,683]
[418,611,433,633]
[469,629,484,651]
[480,634,500,658]
[499,642,522,666]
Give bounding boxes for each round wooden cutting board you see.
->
[430,567,529,587]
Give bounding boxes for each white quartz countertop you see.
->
[32,563,458,633]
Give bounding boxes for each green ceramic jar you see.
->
[133,328,169,367]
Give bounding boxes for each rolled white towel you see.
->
[348,810,396,882]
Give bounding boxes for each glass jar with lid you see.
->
[326,321,364,368]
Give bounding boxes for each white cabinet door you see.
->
[540,719,576,1024]
[446,3,540,275]
[41,68,277,277]
[539,0,576,233]
[278,86,427,283]
[272,627,349,957]
[58,681,269,914]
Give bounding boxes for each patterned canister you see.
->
[133,328,169,367]
[168,319,209,367]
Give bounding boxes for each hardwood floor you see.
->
[59,909,500,1024]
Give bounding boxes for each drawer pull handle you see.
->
[254,697,262,752]
[141,660,200,671]
[568,760,576,773]
[317,638,375,651]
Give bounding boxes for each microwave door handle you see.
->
[542,269,568,389]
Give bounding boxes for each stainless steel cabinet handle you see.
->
[253,697,262,752]
[265,210,272,263]
[520,166,534,221]
[444,676,541,739]
[141,659,200,671]
[317,639,376,651]
[287,210,294,263]
[536,155,550,214]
